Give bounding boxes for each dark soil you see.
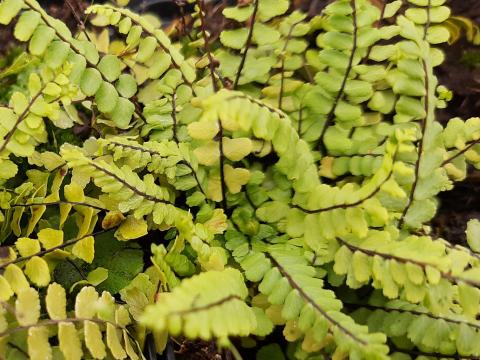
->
[434,0,480,244]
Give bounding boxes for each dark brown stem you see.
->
[99,4,194,88]
[196,0,219,92]
[443,240,480,261]
[292,169,393,214]
[317,0,358,155]
[233,0,259,89]
[170,294,241,317]
[424,0,431,40]
[89,162,171,204]
[278,60,285,110]
[267,253,368,346]
[363,1,386,62]
[0,89,44,154]
[278,19,304,110]
[337,237,480,289]
[24,2,100,74]
[7,342,29,357]
[66,257,87,280]
[398,60,430,229]
[131,97,147,123]
[226,94,287,118]
[442,138,480,166]
[297,106,303,135]
[171,89,179,143]
[178,1,194,41]
[11,200,106,212]
[65,0,93,42]
[218,121,227,210]
[108,141,206,196]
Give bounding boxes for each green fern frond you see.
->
[241,244,390,359]
[140,268,256,345]
[96,136,205,193]
[0,284,144,359]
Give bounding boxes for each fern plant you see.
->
[0,0,480,358]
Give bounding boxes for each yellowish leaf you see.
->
[0,307,6,333]
[102,211,125,230]
[188,121,219,140]
[15,237,40,257]
[59,322,83,360]
[85,320,107,359]
[204,209,228,235]
[193,141,220,166]
[24,256,51,287]
[224,165,251,194]
[25,205,46,236]
[116,216,148,240]
[72,236,95,263]
[223,137,252,161]
[46,283,67,320]
[251,139,272,157]
[0,275,13,301]
[59,203,72,227]
[124,330,140,360]
[97,291,116,322]
[4,264,29,294]
[153,330,169,355]
[38,228,64,249]
[43,249,70,263]
[87,267,109,285]
[116,0,130,6]
[121,288,148,321]
[64,182,85,202]
[77,206,95,238]
[28,151,64,171]
[202,247,227,271]
[206,177,222,202]
[115,307,131,328]
[75,286,99,319]
[319,156,335,179]
[107,323,127,359]
[28,327,52,360]
[16,287,40,326]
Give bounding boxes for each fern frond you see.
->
[0,229,111,290]
[444,15,480,45]
[140,268,256,344]
[87,4,196,86]
[61,143,227,268]
[405,0,451,44]
[352,298,480,357]
[0,284,144,360]
[331,233,480,318]
[96,136,205,193]
[1,0,141,128]
[442,117,480,180]
[190,89,320,199]
[7,173,103,239]
[241,244,390,359]
[0,69,74,182]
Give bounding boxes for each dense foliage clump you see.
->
[0,0,480,359]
